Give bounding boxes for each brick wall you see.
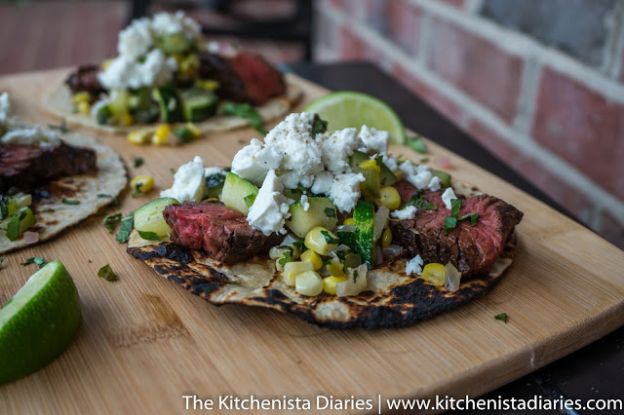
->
[314,0,624,248]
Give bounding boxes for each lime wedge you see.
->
[304,91,406,143]
[0,260,81,384]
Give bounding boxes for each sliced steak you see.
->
[164,202,283,263]
[391,181,523,276]
[65,64,105,97]
[199,51,285,105]
[0,142,97,193]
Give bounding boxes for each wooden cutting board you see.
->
[1,69,623,414]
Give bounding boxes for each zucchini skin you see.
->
[354,200,375,266]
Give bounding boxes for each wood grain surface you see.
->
[0,69,623,414]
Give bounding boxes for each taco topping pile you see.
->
[133,113,522,299]
[64,11,286,138]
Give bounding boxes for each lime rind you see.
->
[303,91,406,144]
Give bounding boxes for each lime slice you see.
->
[304,91,406,143]
[0,260,81,384]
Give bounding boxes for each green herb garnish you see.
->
[102,212,122,233]
[324,207,336,218]
[98,264,118,282]
[311,114,328,135]
[21,256,47,268]
[243,193,257,208]
[406,135,428,154]
[320,230,340,244]
[495,313,509,323]
[62,198,80,205]
[133,157,144,168]
[115,213,134,244]
[408,192,438,211]
[222,102,266,134]
[443,199,478,233]
[138,230,161,241]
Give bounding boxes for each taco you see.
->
[126,113,523,328]
[42,11,301,143]
[0,93,126,254]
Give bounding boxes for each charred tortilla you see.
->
[0,129,126,254]
[127,235,515,329]
[42,79,302,135]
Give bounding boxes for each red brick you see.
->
[597,210,624,249]
[532,68,624,201]
[428,17,522,123]
[466,120,596,219]
[392,62,464,123]
[387,0,422,55]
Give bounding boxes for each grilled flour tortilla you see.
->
[42,79,302,135]
[0,130,126,254]
[127,183,519,329]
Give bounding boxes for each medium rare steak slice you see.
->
[199,51,286,105]
[164,202,283,264]
[0,142,97,193]
[391,181,523,276]
[65,64,105,97]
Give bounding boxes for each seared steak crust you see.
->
[65,64,105,97]
[199,51,285,105]
[391,181,523,276]
[0,142,97,193]
[164,202,283,263]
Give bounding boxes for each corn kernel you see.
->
[325,259,345,278]
[359,159,380,173]
[301,249,322,271]
[283,261,313,286]
[76,101,91,116]
[322,276,347,295]
[343,217,355,226]
[72,91,91,105]
[304,226,338,256]
[118,112,134,127]
[130,175,154,195]
[127,129,151,145]
[421,263,446,287]
[295,271,323,297]
[197,79,220,91]
[379,186,401,210]
[381,227,393,248]
[152,124,172,145]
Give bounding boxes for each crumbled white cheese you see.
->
[358,125,389,154]
[247,170,290,235]
[311,171,333,195]
[300,194,310,211]
[160,156,205,202]
[231,138,281,185]
[441,187,457,210]
[329,172,365,212]
[320,128,358,173]
[428,176,441,192]
[98,49,177,90]
[0,92,10,124]
[1,127,60,148]
[391,205,417,220]
[117,17,152,60]
[405,255,423,276]
[151,11,200,39]
[399,162,435,190]
[264,113,323,183]
[381,153,398,172]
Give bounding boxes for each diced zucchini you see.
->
[160,33,193,54]
[349,151,369,170]
[180,88,218,122]
[286,197,338,238]
[128,88,160,124]
[95,103,114,125]
[133,197,179,239]
[219,172,259,215]
[6,207,36,241]
[431,168,452,188]
[152,87,184,123]
[353,200,375,266]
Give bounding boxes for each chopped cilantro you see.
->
[320,230,340,244]
[408,193,438,211]
[98,264,118,282]
[21,256,47,268]
[62,198,80,205]
[406,135,428,154]
[222,102,266,134]
[444,198,478,233]
[443,216,458,232]
[495,313,509,324]
[450,198,461,218]
[102,212,122,233]
[116,213,134,244]
[459,212,480,226]
[133,157,144,168]
[311,114,328,135]
[138,230,161,241]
